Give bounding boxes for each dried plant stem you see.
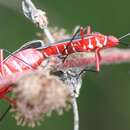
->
[59,48,130,69]
[22,0,55,44]
[72,98,79,130]
[43,27,55,44]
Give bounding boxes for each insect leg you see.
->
[2,95,16,106]
[73,25,80,34]
[86,25,92,35]
[0,86,15,105]
[95,48,101,72]
[62,26,83,62]
[73,25,92,36]
[80,26,85,42]
[78,68,97,76]
[0,86,12,98]
[0,88,15,122]
[0,49,5,76]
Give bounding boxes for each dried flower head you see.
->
[10,69,72,127]
[36,26,70,42]
[22,0,48,29]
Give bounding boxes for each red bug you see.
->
[39,26,130,71]
[38,26,120,72]
[0,26,129,108]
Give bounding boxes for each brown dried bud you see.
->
[10,69,72,127]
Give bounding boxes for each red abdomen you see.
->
[2,49,44,76]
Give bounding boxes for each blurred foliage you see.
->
[0,0,130,130]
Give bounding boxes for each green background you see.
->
[0,0,130,130]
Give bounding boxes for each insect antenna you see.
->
[119,33,130,40]
[118,33,130,47]
[62,26,81,63]
[78,67,97,77]
[1,48,33,69]
[0,48,35,122]
[0,105,11,122]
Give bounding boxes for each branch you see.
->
[22,0,55,43]
[72,98,79,130]
[59,48,130,69]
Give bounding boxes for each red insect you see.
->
[40,26,119,72]
[0,26,128,107]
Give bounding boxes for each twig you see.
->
[43,27,55,43]
[22,0,55,43]
[59,48,130,69]
[72,98,79,130]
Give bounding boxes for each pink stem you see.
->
[58,48,130,69]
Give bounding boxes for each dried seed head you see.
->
[11,69,72,127]
[36,27,70,42]
[48,27,70,41]
[22,0,48,29]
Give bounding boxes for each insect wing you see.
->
[3,48,44,77]
[19,40,45,51]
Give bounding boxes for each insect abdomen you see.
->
[3,49,44,76]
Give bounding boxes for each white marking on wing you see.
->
[64,45,68,54]
[55,46,61,54]
[77,41,81,46]
[19,52,32,69]
[71,42,76,52]
[95,38,103,48]
[4,64,13,75]
[12,61,23,72]
[43,51,49,57]
[103,36,107,46]
[88,38,94,49]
